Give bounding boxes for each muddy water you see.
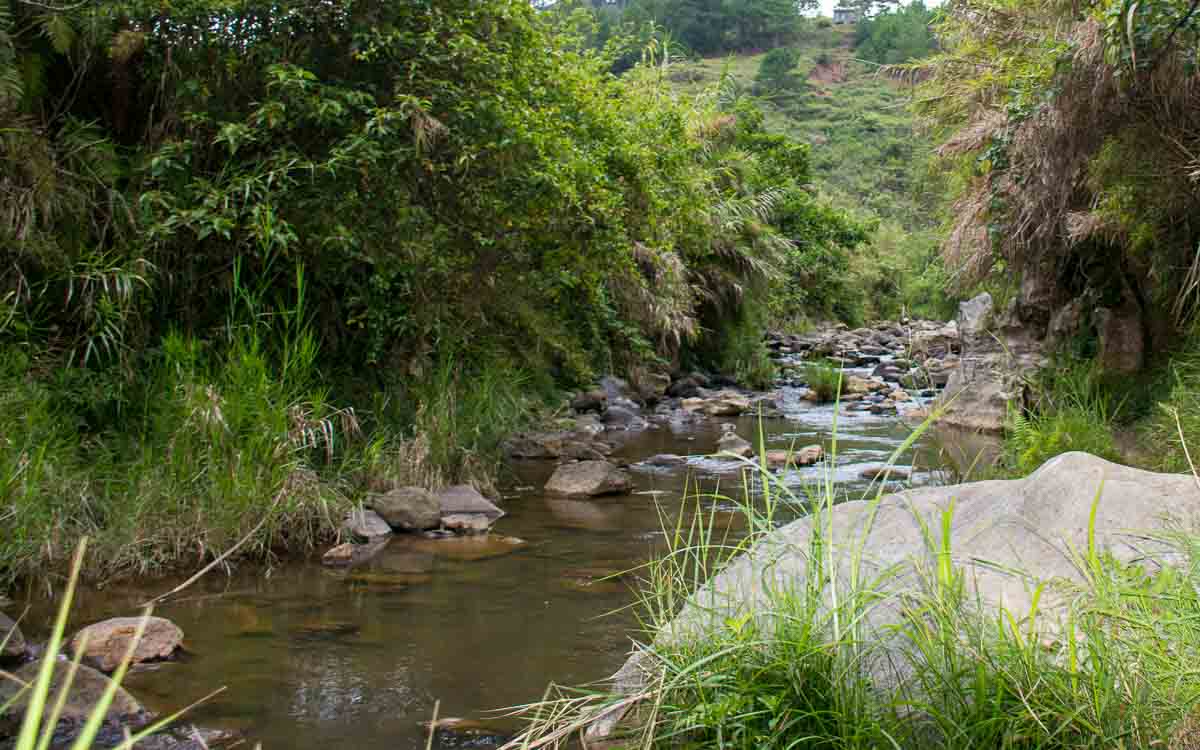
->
[18,391,987,750]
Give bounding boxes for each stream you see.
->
[14,377,995,749]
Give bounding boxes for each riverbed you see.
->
[16,387,985,749]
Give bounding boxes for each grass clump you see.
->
[1145,342,1200,473]
[1002,359,1123,477]
[802,360,842,403]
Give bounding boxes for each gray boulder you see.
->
[342,508,393,542]
[589,453,1200,740]
[371,487,441,531]
[438,485,505,520]
[545,461,634,498]
[0,611,26,661]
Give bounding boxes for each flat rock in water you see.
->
[545,461,634,498]
[438,485,504,520]
[0,659,143,722]
[0,611,27,661]
[861,466,910,481]
[342,508,392,541]
[71,616,183,672]
[321,538,389,567]
[371,486,441,531]
[645,454,687,467]
[408,535,527,562]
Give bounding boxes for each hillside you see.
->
[667,25,952,322]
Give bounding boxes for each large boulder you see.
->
[371,487,441,531]
[0,659,143,723]
[545,461,634,498]
[935,293,1045,433]
[437,485,504,520]
[1096,298,1145,375]
[590,453,1200,740]
[702,392,751,417]
[0,612,26,661]
[70,616,184,672]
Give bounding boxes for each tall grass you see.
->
[1146,339,1200,473]
[503,417,1200,750]
[1003,358,1123,477]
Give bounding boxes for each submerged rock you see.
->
[408,534,527,562]
[645,454,688,467]
[0,611,27,661]
[371,486,441,531]
[342,508,393,542]
[321,538,389,567]
[545,461,634,498]
[71,616,184,672]
[590,453,1200,741]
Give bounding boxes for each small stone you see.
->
[70,616,183,672]
[571,389,608,413]
[645,454,687,467]
[717,433,753,458]
[860,466,911,481]
[342,508,393,542]
[796,444,824,466]
[322,543,356,566]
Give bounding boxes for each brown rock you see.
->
[545,461,634,498]
[442,514,491,535]
[70,616,183,672]
[0,659,143,722]
[1,611,27,661]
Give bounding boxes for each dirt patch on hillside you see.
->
[809,60,848,86]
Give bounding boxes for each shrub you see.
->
[756,47,802,93]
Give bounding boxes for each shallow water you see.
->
[17,394,990,750]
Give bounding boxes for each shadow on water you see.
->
[15,396,998,749]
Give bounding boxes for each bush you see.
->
[756,47,803,93]
[1144,342,1200,473]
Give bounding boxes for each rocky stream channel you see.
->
[1,319,995,750]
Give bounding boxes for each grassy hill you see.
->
[668,25,954,323]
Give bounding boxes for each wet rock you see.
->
[342,508,393,542]
[438,485,504,520]
[717,433,754,459]
[646,454,687,467]
[635,372,672,404]
[423,718,513,747]
[703,392,751,417]
[321,538,389,567]
[409,534,527,562]
[846,375,873,395]
[0,611,27,662]
[0,659,144,722]
[545,461,634,498]
[888,389,912,402]
[441,513,491,535]
[571,389,608,413]
[70,616,183,672]
[560,441,608,461]
[667,375,703,399]
[371,486,440,531]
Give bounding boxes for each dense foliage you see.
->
[0,0,867,579]
[563,0,816,56]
